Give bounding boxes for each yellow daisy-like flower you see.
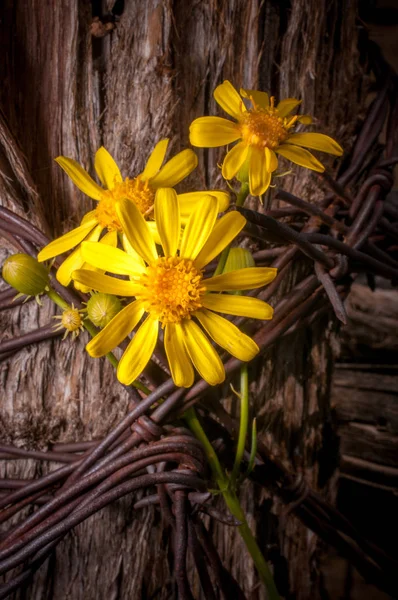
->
[189,80,343,196]
[72,191,277,388]
[37,141,230,286]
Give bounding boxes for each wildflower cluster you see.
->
[3,81,342,388]
[1,80,344,594]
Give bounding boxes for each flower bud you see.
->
[2,253,50,297]
[53,304,85,340]
[222,248,255,296]
[86,293,122,329]
[223,248,255,273]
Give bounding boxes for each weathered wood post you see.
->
[0,1,364,597]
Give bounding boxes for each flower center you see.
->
[95,177,155,231]
[137,257,206,325]
[240,109,289,149]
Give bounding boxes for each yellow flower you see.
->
[72,191,276,388]
[189,80,343,196]
[37,141,230,286]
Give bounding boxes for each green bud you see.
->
[222,248,255,295]
[53,304,85,340]
[2,253,50,297]
[223,248,255,273]
[86,293,122,329]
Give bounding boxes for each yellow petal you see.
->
[81,242,145,276]
[56,224,102,286]
[214,80,246,119]
[117,317,159,385]
[150,149,198,188]
[276,144,325,172]
[276,98,301,117]
[94,147,123,189]
[179,194,219,260]
[72,270,140,295]
[116,198,158,264]
[240,88,270,109]
[189,117,241,148]
[177,191,230,221]
[222,142,250,180]
[140,139,169,182]
[202,294,274,319]
[287,133,343,156]
[264,147,278,172]
[37,219,98,262]
[81,210,98,224]
[164,322,194,388]
[205,267,277,291]
[55,156,104,200]
[121,233,147,268]
[101,230,118,246]
[74,230,118,292]
[154,188,180,257]
[249,148,271,196]
[195,309,259,361]
[181,319,225,386]
[56,247,84,287]
[145,221,162,246]
[194,212,246,270]
[86,301,145,358]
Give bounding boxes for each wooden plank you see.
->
[339,423,398,467]
[340,454,398,489]
[333,369,398,393]
[341,283,398,355]
[332,386,398,433]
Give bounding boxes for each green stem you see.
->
[213,246,230,276]
[46,287,150,395]
[236,181,250,207]
[46,287,70,311]
[246,418,257,477]
[231,364,249,486]
[185,407,227,486]
[223,494,279,599]
[184,407,279,599]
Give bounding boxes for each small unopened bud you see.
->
[298,115,313,125]
[53,304,85,340]
[223,248,255,273]
[222,248,255,296]
[2,253,50,298]
[86,293,122,329]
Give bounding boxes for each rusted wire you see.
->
[174,490,194,600]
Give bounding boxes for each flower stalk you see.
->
[230,364,249,487]
[184,406,279,599]
[236,181,250,207]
